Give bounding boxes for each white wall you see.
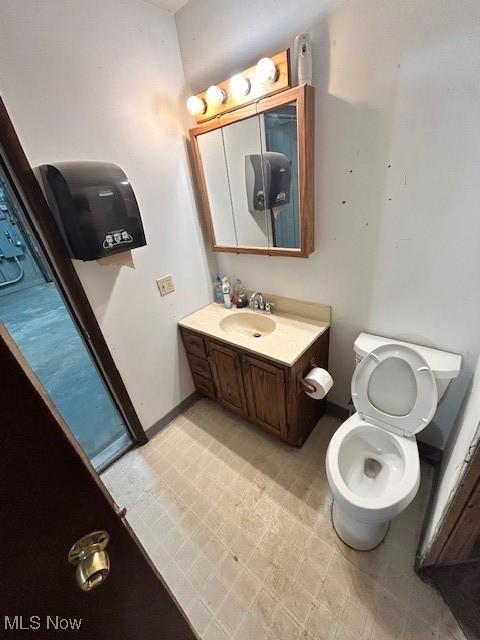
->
[176,0,480,447]
[421,356,480,560]
[0,0,213,430]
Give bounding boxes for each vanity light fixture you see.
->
[186,95,206,116]
[229,74,251,98]
[187,50,289,123]
[205,85,227,107]
[255,57,278,85]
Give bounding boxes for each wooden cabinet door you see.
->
[207,340,247,414]
[243,355,287,435]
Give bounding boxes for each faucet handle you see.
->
[265,302,275,314]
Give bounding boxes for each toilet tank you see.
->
[353,333,461,401]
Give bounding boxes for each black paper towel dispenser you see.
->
[35,161,146,261]
[245,152,291,214]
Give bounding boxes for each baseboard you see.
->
[145,395,445,464]
[417,440,443,466]
[145,391,200,440]
[415,447,443,573]
[325,401,350,420]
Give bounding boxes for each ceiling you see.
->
[142,0,190,12]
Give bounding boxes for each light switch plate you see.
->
[157,275,175,296]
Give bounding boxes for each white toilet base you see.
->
[331,500,389,551]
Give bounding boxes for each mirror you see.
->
[223,115,269,248]
[260,102,300,249]
[197,108,297,249]
[196,128,237,246]
[190,85,314,257]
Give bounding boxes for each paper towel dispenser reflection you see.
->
[245,152,291,214]
[35,161,147,261]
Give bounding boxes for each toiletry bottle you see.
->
[214,273,223,304]
[232,279,238,307]
[234,279,248,308]
[221,277,232,309]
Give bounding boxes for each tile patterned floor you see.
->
[102,399,465,640]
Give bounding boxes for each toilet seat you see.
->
[351,344,438,437]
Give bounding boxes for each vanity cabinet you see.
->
[208,341,248,414]
[180,326,329,447]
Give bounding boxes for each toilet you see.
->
[326,333,461,551]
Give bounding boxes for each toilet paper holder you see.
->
[299,358,319,394]
[300,379,317,394]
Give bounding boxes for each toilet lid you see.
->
[351,344,438,437]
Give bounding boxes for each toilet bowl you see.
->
[326,334,461,551]
[327,414,420,549]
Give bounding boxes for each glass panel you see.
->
[0,168,132,470]
[260,101,300,249]
[222,115,269,248]
[197,128,237,246]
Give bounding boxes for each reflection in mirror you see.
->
[197,129,237,245]
[260,102,300,249]
[223,116,269,248]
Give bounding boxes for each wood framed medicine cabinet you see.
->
[189,84,315,258]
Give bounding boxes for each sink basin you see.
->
[220,313,276,338]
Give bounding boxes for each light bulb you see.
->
[205,85,226,107]
[255,57,278,85]
[229,74,251,98]
[186,95,206,116]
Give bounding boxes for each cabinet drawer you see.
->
[192,373,215,399]
[189,353,212,380]
[182,330,207,358]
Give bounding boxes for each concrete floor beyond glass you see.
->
[102,399,465,640]
[0,282,130,463]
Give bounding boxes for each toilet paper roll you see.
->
[303,367,333,400]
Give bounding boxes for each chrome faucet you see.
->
[249,291,265,310]
[249,291,274,314]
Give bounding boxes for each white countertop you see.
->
[178,303,330,367]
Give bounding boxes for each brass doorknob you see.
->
[68,530,110,592]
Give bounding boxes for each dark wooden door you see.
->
[420,437,480,569]
[242,355,287,435]
[0,325,197,640]
[207,340,247,414]
[437,475,480,565]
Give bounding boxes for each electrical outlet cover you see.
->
[157,275,175,296]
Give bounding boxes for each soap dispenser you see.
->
[214,273,223,304]
[233,279,248,308]
[221,277,232,309]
